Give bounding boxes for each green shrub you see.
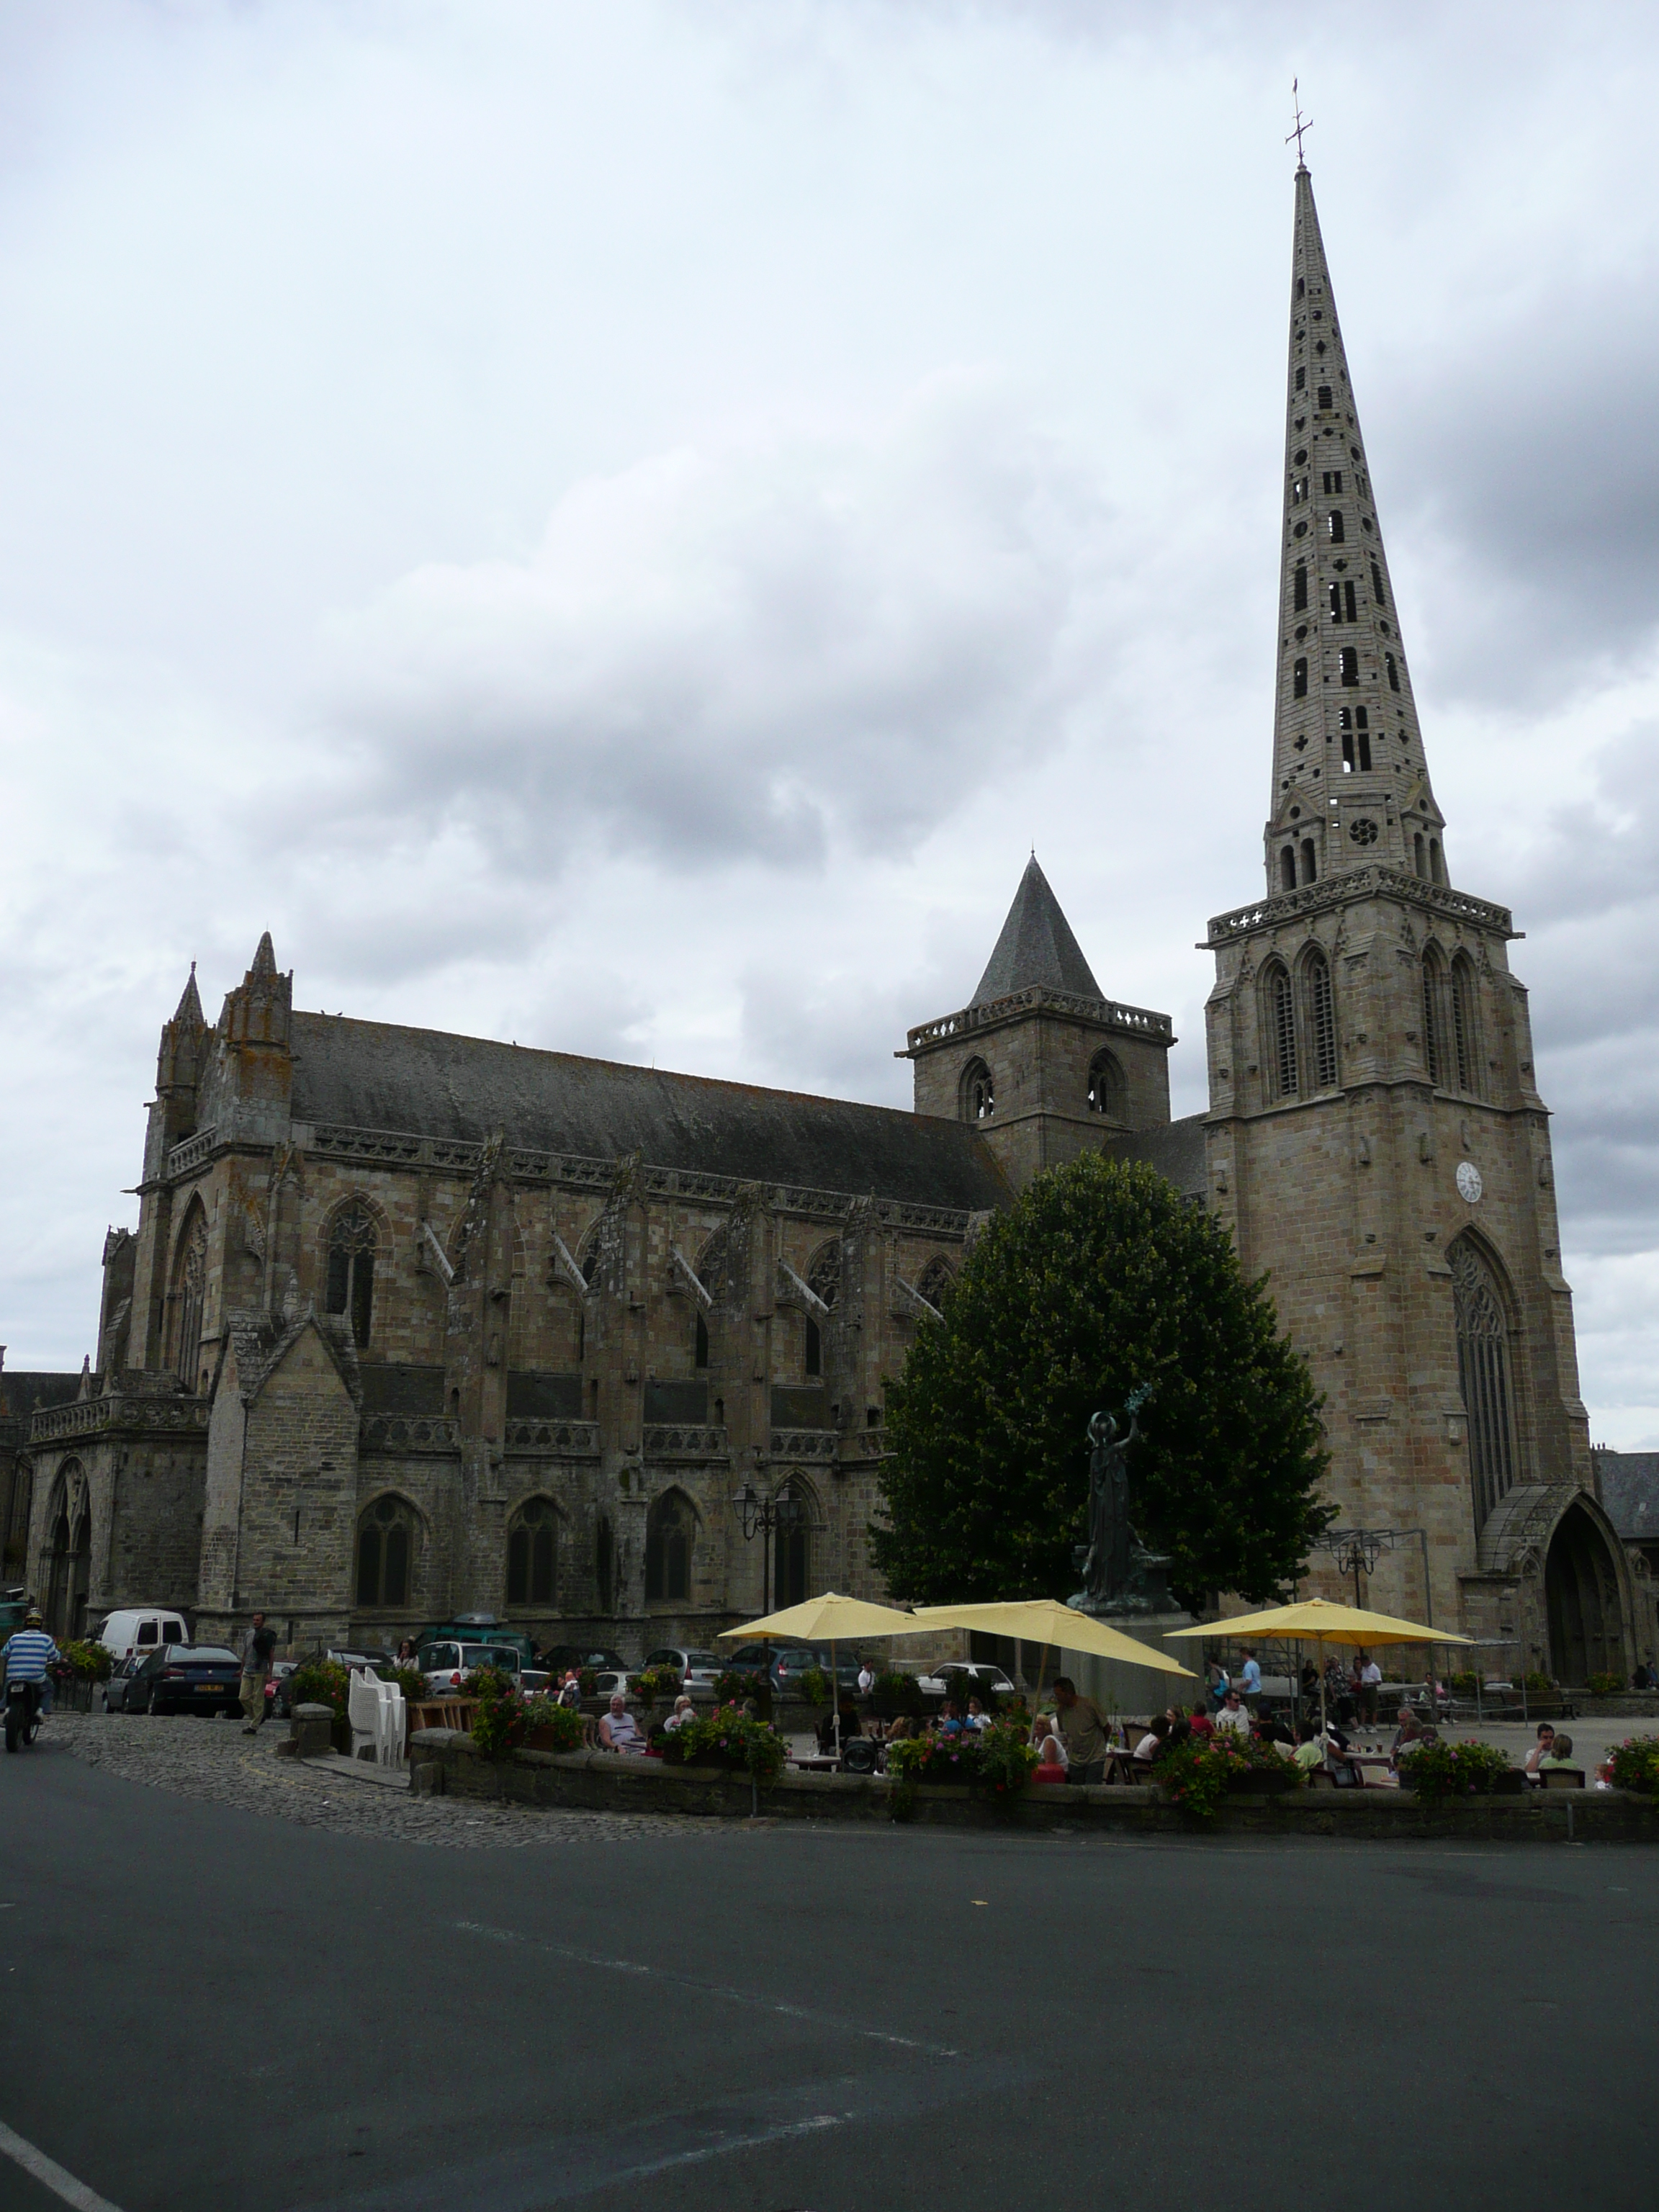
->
[463,1665,516,1705]
[470,1691,527,1756]
[1155,1735,1251,1820]
[975,1717,1039,1800]
[1397,1738,1514,1800]
[1523,1671,1555,1695]
[713,1670,757,1707]
[377,1664,426,1701]
[798,1667,831,1707]
[60,1640,112,1682]
[1587,1671,1625,1696]
[660,1703,786,1784]
[870,1671,927,1719]
[1607,1736,1659,1797]
[289,1659,350,1722]
[627,1665,682,1707]
[519,1698,587,1752]
[1448,1671,1478,1694]
[577,1667,598,1697]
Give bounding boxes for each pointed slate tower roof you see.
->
[970,857,1102,1008]
[249,930,278,979]
[1267,162,1445,893]
[171,961,204,1028]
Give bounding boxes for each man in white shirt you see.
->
[598,1692,643,1753]
[1358,1653,1383,1724]
[857,1662,874,1699]
[1214,1689,1250,1735]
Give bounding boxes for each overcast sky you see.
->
[4,1,1659,1442]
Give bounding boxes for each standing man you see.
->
[1051,1676,1110,1786]
[240,1611,277,1734]
[857,1659,875,1700]
[1358,1651,1382,1725]
[1238,1648,1262,1716]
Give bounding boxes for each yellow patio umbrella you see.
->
[717,1592,931,1757]
[1164,1598,1473,1743]
[911,1598,1193,1743]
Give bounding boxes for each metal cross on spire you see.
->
[1285,78,1312,167]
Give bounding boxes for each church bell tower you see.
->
[1201,158,1634,1677]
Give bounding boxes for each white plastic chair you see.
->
[376,1681,406,1766]
[347,1667,382,1761]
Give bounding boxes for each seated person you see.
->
[598,1692,643,1753]
[1537,1731,1577,1771]
[556,1671,582,1709]
[817,1699,862,1753]
[1133,1713,1170,1763]
[1213,1689,1250,1735]
[1293,1721,1323,1771]
[936,1699,973,1739]
[1030,1714,1068,1776]
[1523,1722,1556,1782]
[1390,1707,1423,1764]
[965,1696,992,1732]
[884,1716,912,1745]
[1188,1702,1215,1740]
[663,1695,696,1733]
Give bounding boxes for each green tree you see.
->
[871,1155,1329,1608]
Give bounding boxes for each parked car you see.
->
[915,1661,1017,1703]
[767,1645,863,1699]
[640,1647,724,1691]
[264,1660,300,1718]
[718,1642,775,1689]
[126,1645,243,1717]
[414,1613,536,1666]
[93,1609,191,1661]
[417,1640,526,1693]
[539,1645,631,1677]
[104,1653,150,1713]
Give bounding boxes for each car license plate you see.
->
[197,1683,221,1693]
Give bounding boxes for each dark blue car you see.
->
[127,1645,243,1717]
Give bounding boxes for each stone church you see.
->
[9,162,1647,1682]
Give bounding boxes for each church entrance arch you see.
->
[41,1462,91,1640]
[1545,1501,1623,1686]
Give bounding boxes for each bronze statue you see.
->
[1070,1384,1168,1615]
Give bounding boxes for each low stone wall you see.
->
[405,1732,1659,1841]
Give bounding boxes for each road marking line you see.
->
[0,2120,127,2212]
[451,1920,958,2055]
[590,2109,840,2190]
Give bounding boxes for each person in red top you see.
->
[1188,1702,1215,1740]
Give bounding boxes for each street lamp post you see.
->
[732,1484,801,1618]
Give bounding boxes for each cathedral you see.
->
[6,163,1645,1683]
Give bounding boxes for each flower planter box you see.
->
[1227,1766,1295,1796]
[57,1679,96,1714]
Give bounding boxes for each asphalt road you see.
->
[2,1739,1657,2212]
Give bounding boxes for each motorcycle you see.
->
[4,1677,42,1753]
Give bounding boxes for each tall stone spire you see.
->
[1267,163,1446,896]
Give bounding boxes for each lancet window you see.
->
[325,1203,377,1349]
[1450,1237,1519,1530]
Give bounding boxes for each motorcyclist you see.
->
[1,1609,61,1730]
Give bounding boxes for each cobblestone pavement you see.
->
[42,1711,698,1849]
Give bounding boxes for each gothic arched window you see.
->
[1451,954,1481,1097]
[507,1497,558,1608]
[804,1317,822,1377]
[355,1494,418,1609]
[325,1204,377,1349]
[916,1256,954,1311]
[773,1478,811,1609]
[1280,846,1297,892]
[694,1312,709,1370]
[1086,1051,1125,1120]
[806,1241,841,1313]
[170,1203,208,1392]
[645,1491,695,1604]
[1421,948,1446,1086]
[1450,1238,1519,1529]
[961,1058,994,1122]
[1299,838,1317,886]
[1263,963,1298,1101]
[1303,949,1339,1092]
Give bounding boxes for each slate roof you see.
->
[971,857,1103,1007]
[1593,1452,1659,1541]
[0,1372,81,1423]
[289,1015,1012,1213]
[1101,1114,1209,1203]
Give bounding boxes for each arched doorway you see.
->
[1546,1501,1623,1685]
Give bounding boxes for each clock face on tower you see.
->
[1456,1160,1483,1205]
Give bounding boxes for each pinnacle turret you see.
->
[971,856,1102,1007]
[171,961,204,1029]
[1266,165,1445,896]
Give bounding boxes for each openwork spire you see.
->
[1267,166,1446,896]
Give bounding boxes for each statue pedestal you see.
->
[1048,1608,1197,1724]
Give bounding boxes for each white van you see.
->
[95,1609,191,1660]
